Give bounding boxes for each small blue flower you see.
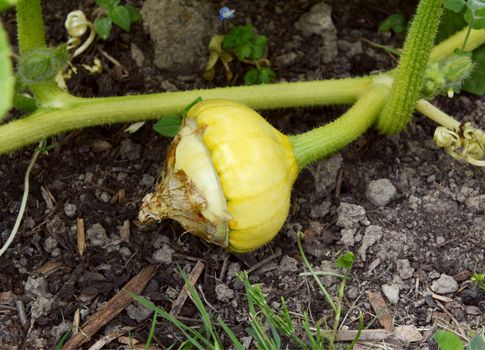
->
[218,6,235,21]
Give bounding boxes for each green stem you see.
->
[0,139,44,257]
[15,0,70,103]
[462,24,473,50]
[16,0,46,53]
[289,81,390,169]
[13,92,37,113]
[376,0,443,134]
[430,27,485,61]
[416,99,460,130]
[297,232,337,313]
[330,268,350,348]
[30,81,80,108]
[0,77,372,155]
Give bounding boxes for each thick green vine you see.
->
[376,0,444,134]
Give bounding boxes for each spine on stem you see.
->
[376,0,443,134]
[289,81,391,169]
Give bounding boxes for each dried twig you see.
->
[34,260,67,276]
[367,291,394,333]
[76,218,86,257]
[0,291,14,304]
[170,260,205,317]
[434,299,467,338]
[62,265,157,350]
[15,298,29,331]
[431,293,453,303]
[246,251,282,274]
[87,325,135,350]
[119,219,130,242]
[319,325,422,343]
[219,254,230,281]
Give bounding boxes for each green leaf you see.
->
[436,9,467,43]
[379,13,406,33]
[462,44,485,94]
[236,44,252,61]
[465,8,485,29]
[182,96,203,116]
[223,25,259,61]
[244,67,275,85]
[335,252,355,269]
[0,21,14,120]
[94,17,112,40]
[54,331,71,350]
[434,331,464,350]
[153,115,182,137]
[109,5,132,32]
[125,4,141,23]
[96,0,119,10]
[468,334,485,350]
[0,0,17,12]
[250,35,268,60]
[443,0,466,13]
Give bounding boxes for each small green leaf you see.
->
[463,45,485,94]
[379,13,406,33]
[465,8,485,29]
[468,334,485,350]
[54,331,71,350]
[335,252,355,269]
[244,67,275,85]
[0,21,14,120]
[96,0,119,10]
[94,17,112,40]
[434,331,464,350]
[109,5,132,32]
[250,35,268,60]
[0,0,17,12]
[182,96,203,116]
[436,9,467,43]
[223,25,260,61]
[443,0,466,13]
[125,4,141,23]
[153,115,182,137]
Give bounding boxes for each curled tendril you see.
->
[65,10,96,58]
[434,122,485,166]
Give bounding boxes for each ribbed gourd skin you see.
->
[187,100,298,253]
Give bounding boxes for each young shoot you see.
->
[205,12,276,85]
[93,0,141,40]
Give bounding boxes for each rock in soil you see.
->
[294,2,337,63]
[141,0,220,73]
[382,284,400,304]
[215,283,234,303]
[152,244,174,265]
[366,178,397,207]
[336,202,368,229]
[431,274,459,294]
[396,259,414,280]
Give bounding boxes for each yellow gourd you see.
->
[139,99,298,252]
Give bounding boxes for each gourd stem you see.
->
[0,77,372,155]
[289,82,390,169]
